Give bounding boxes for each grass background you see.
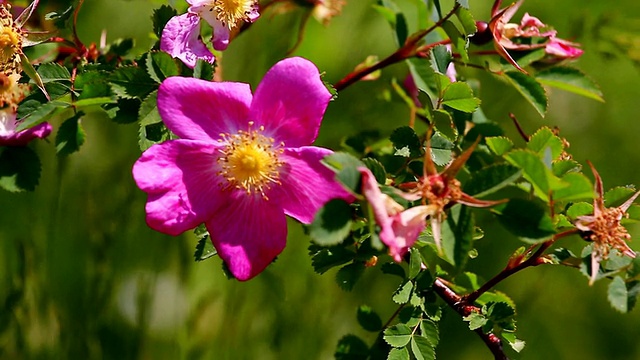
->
[2,0,640,359]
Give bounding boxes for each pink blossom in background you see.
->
[161,0,259,67]
[0,109,51,146]
[359,166,433,262]
[133,57,352,280]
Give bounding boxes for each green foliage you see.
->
[441,82,481,113]
[0,147,41,192]
[357,305,383,332]
[193,225,217,261]
[503,71,548,117]
[55,112,86,156]
[335,334,369,360]
[390,126,423,158]
[310,199,354,246]
[536,66,604,102]
[492,198,556,242]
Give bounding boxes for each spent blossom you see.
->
[488,0,583,72]
[360,166,434,262]
[575,161,640,285]
[161,0,259,68]
[132,57,352,281]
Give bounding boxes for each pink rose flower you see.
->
[0,108,51,146]
[133,57,352,280]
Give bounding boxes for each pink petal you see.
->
[360,166,396,240]
[206,196,287,281]
[520,13,546,29]
[388,205,430,262]
[273,146,354,224]
[132,139,226,235]
[0,122,52,146]
[160,13,215,69]
[211,18,231,51]
[250,57,332,147]
[545,37,584,59]
[158,77,253,141]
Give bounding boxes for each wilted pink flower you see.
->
[161,0,259,68]
[360,166,434,262]
[133,57,352,280]
[575,161,639,285]
[489,0,583,72]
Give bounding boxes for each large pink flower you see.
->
[161,0,259,68]
[133,57,352,280]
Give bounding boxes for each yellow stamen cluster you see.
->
[583,207,633,258]
[0,71,27,110]
[418,176,463,211]
[207,0,259,30]
[0,5,23,72]
[217,121,283,199]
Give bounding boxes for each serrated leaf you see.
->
[362,157,386,184]
[605,186,637,207]
[503,71,547,117]
[322,152,364,195]
[408,248,422,279]
[104,98,141,124]
[138,91,161,125]
[194,236,217,261]
[485,136,513,156]
[411,336,435,360]
[55,112,86,156]
[357,305,383,332]
[335,334,369,360]
[381,262,406,278]
[441,204,474,271]
[536,66,604,102]
[145,51,180,83]
[309,244,355,274]
[108,38,135,57]
[431,45,452,76]
[566,202,593,219]
[504,149,562,201]
[420,319,439,347]
[152,5,178,38]
[442,21,468,62]
[109,66,158,99]
[406,57,436,98]
[138,121,171,151]
[0,147,41,192]
[193,59,215,80]
[493,198,556,242]
[16,101,67,132]
[387,346,410,360]
[527,127,564,160]
[502,332,526,353]
[310,199,353,246]
[608,276,628,313]
[456,7,476,35]
[20,54,48,100]
[553,159,581,177]
[36,63,71,83]
[441,82,480,113]
[73,97,115,108]
[463,312,487,330]
[463,163,521,197]
[383,324,412,348]
[393,280,414,304]
[336,263,365,291]
[553,172,594,202]
[391,126,423,158]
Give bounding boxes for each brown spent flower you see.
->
[575,161,640,285]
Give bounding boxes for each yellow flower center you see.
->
[0,5,21,68]
[217,122,283,198]
[208,0,258,30]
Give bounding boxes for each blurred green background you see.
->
[2,0,640,359]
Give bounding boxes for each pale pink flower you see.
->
[133,57,352,280]
[161,0,259,68]
[0,108,51,146]
[360,166,434,262]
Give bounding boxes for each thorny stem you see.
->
[333,3,461,92]
[464,228,580,304]
[432,278,508,360]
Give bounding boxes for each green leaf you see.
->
[138,91,161,125]
[387,347,410,360]
[485,136,513,156]
[36,63,71,83]
[145,51,180,83]
[463,312,487,330]
[362,157,387,184]
[194,235,217,261]
[502,332,526,353]
[441,204,475,271]
[553,159,581,177]
[431,45,453,76]
[310,199,353,246]
[503,71,547,117]
[456,7,476,35]
[55,112,86,156]
[393,280,414,304]
[406,57,436,98]
[75,70,112,100]
[16,101,68,132]
[20,54,48,100]
[138,121,171,151]
[408,248,423,279]
[193,59,215,80]
[109,66,158,99]
[605,186,637,207]
[504,149,561,201]
[152,5,178,38]
[390,126,423,158]
[492,198,556,242]
[536,66,604,102]
[73,97,115,108]
[335,334,369,360]
[107,38,135,57]
[309,244,355,274]
[0,147,41,192]
[383,324,412,348]
[566,202,593,219]
[395,12,408,46]
[104,98,141,124]
[420,319,439,347]
[441,21,468,62]
[441,82,481,113]
[381,262,406,279]
[411,336,435,360]
[336,263,365,291]
[430,131,454,166]
[608,276,628,313]
[322,152,364,195]
[357,305,383,332]
[463,163,521,197]
[527,127,564,160]
[553,172,594,202]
